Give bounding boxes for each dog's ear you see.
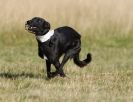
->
[42,21,50,34]
[43,21,50,30]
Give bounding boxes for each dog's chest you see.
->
[39,47,47,60]
[38,43,51,60]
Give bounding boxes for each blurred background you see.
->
[0,0,133,45]
[0,0,133,101]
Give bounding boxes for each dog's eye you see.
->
[38,20,42,23]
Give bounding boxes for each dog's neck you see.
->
[36,30,54,42]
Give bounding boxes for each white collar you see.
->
[36,30,54,42]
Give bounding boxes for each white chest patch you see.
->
[36,30,54,43]
[44,55,48,60]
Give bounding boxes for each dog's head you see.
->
[25,17,50,35]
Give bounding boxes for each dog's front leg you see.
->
[46,60,52,78]
[46,60,59,78]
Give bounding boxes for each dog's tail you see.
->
[73,52,92,68]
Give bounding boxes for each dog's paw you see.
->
[60,73,66,77]
[47,71,59,79]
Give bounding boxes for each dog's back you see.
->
[53,26,81,53]
[55,26,81,39]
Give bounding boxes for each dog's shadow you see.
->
[0,72,43,79]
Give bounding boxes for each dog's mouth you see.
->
[25,23,37,34]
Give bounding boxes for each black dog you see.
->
[25,17,91,78]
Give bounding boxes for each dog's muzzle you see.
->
[25,23,37,34]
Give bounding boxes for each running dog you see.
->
[25,17,91,78]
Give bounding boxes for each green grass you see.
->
[0,0,133,101]
[0,28,133,102]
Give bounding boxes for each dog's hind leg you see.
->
[53,47,81,77]
[53,60,66,77]
[53,52,73,77]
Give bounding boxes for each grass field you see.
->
[0,0,133,102]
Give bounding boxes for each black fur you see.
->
[25,17,91,78]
